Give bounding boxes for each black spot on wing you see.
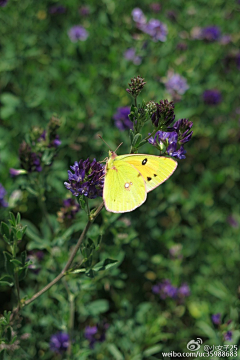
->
[142,158,147,165]
[154,174,157,177]
[137,173,141,177]
[147,177,152,181]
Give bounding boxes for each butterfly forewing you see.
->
[117,155,178,193]
[103,160,147,213]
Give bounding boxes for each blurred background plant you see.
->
[0,0,240,359]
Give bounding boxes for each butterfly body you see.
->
[103,151,177,213]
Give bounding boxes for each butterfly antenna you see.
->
[98,135,113,152]
[114,142,123,153]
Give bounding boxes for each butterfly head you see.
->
[109,150,117,160]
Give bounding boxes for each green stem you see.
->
[12,238,21,310]
[38,196,54,236]
[63,280,75,359]
[14,270,21,311]
[18,202,104,310]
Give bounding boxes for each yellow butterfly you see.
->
[103,151,178,213]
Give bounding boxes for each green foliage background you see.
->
[0,0,240,359]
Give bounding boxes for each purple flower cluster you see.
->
[152,279,190,300]
[19,142,42,173]
[50,332,69,353]
[151,99,175,128]
[68,25,88,42]
[211,313,221,325]
[165,73,189,96]
[0,0,8,7]
[39,130,61,148]
[203,89,222,105]
[0,184,8,208]
[132,8,167,42]
[113,107,133,131]
[211,313,233,341]
[57,198,80,224]
[64,158,105,199]
[84,324,108,349]
[79,6,90,16]
[201,26,221,41]
[149,119,193,159]
[124,48,141,65]
[11,118,61,175]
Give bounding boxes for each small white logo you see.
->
[187,338,203,351]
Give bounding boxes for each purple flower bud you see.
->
[57,198,80,224]
[178,283,190,298]
[211,313,221,325]
[124,48,142,65]
[9,168,27,177]
[168,144,186,159]
[140,19,168,42]
[84,324,108,349]
[224,331,232,341]
[203,89,222,105]
[201,26,221,41]
[172,118,193,144]
[219,35,231,45]
[113,107,132,131]
[49,5,66,14]
[50,332,69,353]
[132,8,146,24]
[79,5,90,16]
[165,73,189,95]
[0,184,8,208]
[68,26,88,42]
[151,100,175,128]
[150,3,161,13]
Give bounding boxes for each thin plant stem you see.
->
[38,196,54,236]
[14,270,21,311]
[12,238,21,310]
[63,279,75,359]
[12,202,104,317]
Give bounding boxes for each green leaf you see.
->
[132,133,142,147]
[0,281,14,287]
[3,252,15,277]
[86,299,109,315]
[93,258,118,272]
[3,234,10,245]
[143,345,162,357]
[129,129,134,143]
[16,230,23,240]
[107,344,124,360]
[18,266,28,282]
[16,212,21,225]
[1,222,10,238]
[69,268,86,274]
[10,259,22,266]
[9,212,16,226]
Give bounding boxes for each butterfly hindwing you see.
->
[117,154,178,193]
[103,160,147,213]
